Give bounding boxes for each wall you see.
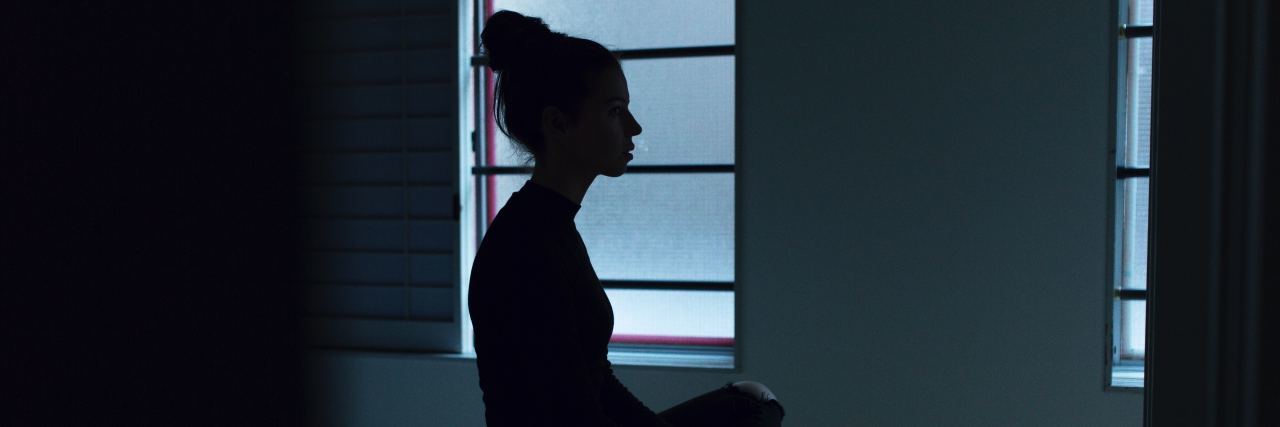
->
[307,0,1144,424]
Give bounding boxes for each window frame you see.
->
[459,1,740,369]
[1106,0,1154,391]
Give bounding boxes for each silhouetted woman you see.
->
[467,10,786,427]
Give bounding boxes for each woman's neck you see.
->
[530,160,593,205]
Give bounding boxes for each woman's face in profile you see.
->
[564,66,642,178]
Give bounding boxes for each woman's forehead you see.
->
[590,69,629,102]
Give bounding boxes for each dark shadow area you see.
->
[1146,0,1279,424]
[3,3,305,425]
[1263,0,1280,421]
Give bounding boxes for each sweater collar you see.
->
[516,179,581,222]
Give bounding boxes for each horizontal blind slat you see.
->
[303,118,452,151]
[304,219,404,251]
[410,287,453,320]
[301,252,452,285]
[300,186,452,217]
[302,186,402,216]
[300,15,452,52]
[305,285,452,320]
[303,219,453,252]
[409,220,453,252]
[304,84,451,117]
[407,152,454,183]
[304,0,451,17]
[307,285,404,318]
[302,152,402,184]
[307,317,460,352]
[301,152,453,184]
[410,254,451,285]
[304,253,404,283]
[408,186,454,217]
[302,49,453,85]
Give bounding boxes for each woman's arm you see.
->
[597,361,675,427]
[500,267,623,426]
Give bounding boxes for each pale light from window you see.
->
[490,173,735,282]
[606,289,734,339]
[1120,300,1147,360]
[490,0,734,50]
[1112,0,1155,387]
[489,57,736,167]
[1129,0,1153,25]
[1121,178,1149,291]
[1123,38,1152,168]
[468,0,738,356]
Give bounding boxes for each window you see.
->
[1109,0,1153,388]
[460,1,737,368]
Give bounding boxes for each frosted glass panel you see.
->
[1129,0,1153,25]
[1121,178,1149,290]
[490,132,533,167]
[623,57,734,165]
[1124,38,1152,168]
[488,175,734,282]
[490,174,533,218]
[580,174,733,282]
[490,56,735,166]
[1119,300,1147,359]
[605,289,733,338]
[488,0,734,50]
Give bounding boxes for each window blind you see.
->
[298,0,460,352]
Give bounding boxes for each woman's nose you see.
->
[628,112,642,136]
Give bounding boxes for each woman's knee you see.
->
[731,380,778,403]
[730,381,786,424]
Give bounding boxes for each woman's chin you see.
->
[600,156,631,177]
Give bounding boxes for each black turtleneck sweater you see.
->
[468,180,670,427]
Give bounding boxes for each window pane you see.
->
[1128,0,1154,26]
[488,0,734,50]
[488,174,734,282]
[489,133,533,167]
[605,289,733,339]
[622,56,735,165]
[1124,38,1153,168]
[1119,300,1147,359]
[580,174,734,282]
[1121,178,1149,290]
[490,173,532,215]
[489,56,736,167]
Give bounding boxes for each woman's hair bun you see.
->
[481,10,556,72]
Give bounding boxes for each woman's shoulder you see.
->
[482,199,573,246]
[478,214,557,253]
[468,220,567,306]
[472,216,567,274]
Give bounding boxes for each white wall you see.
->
[307,0,1144,424]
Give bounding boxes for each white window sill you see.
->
[1109,364,1145,390]
[315,345,736,371]
[607,344,736,371]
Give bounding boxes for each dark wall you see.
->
[1263,0,1280,421]
[3,3,304,425]
[1145,0,1279,424]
